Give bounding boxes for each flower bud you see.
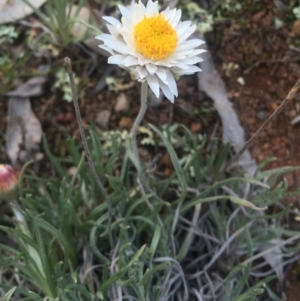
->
[0,164,19,199]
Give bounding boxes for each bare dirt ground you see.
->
[211,7,300,300]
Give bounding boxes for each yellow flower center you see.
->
[133,14,177,61]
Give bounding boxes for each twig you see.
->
[64,57,114,250]
[221,77,300,174]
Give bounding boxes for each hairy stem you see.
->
[130,81,148,182]
[129,82,164,225]
[64,57,114,250]
[131,81,148,158]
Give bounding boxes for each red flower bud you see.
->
[0,164,19,199]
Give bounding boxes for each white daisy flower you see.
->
[96,0,205,103]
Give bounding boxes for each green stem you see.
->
[64,57,114,249]
[130,81,148,180]
[129,82,164,226]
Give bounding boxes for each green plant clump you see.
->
[0,125,299,301]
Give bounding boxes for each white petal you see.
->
[135,0,146,15]
[146,0,159,16]
[146,63,157,75]
[185,39,205,49]
[99,45,115,55]
[121,14,133,30]
[174,63,190,69]
[136,66,148,79]
[96,33,116,42]
[172,49,192,58]
[165,69,178,96]
[176,21,192,33]
[132,3,146,25]
[138,0,146,11]
[174,43,190,52]
[183,56,203,64]
[119,25,134,43]
[163,8,176,21]
[122,30,135,48]
[163,7,170,15]
[156,67,167,82]
[169,9,181,28]
[130,0,135,11]
[159,80,175,103]
[95,34,105,41]
[137,55,152,66]
[122,55,138,66]
[147,74,160,98]
[103,41,131,54]
[156,57,175,66]
[172,65,201,75]
[178,24,196,42]
[108,55,127,64]
[191,49,206,56]
[119,5,132,23]
[160,56,182,65]
[102,16,121,26]
[106,24,121,39]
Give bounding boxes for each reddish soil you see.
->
[213,5,300,299]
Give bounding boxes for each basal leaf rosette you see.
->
[96,0,205,103]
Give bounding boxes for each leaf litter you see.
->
[0,0,47,24]
[5,68,47,168]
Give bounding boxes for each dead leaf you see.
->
[118,117,132,130]
[114,93,129,112]
[96,110,111,129]
[198,36,257,176]
[69,5,94,39]
[0,0,47,24]
[6,75,47,97]
[0,0,7,12]
[77,7,113,57]
[84,37,111,57]
[190,122,202,133]
[291,20,300,37]
[55,112,74,123]
[6,97,43,168]
[5,68,46,167]
[68,4,103,44]
[159,152,173,170]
